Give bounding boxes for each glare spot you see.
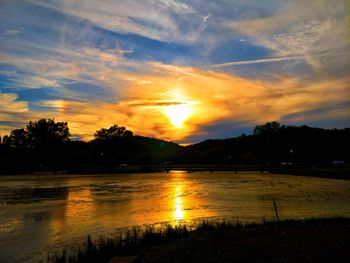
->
[174,185,184,221]
[164,104,191,128]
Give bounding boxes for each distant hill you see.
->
[1,120,349,174]
[187,125,350,165]
[129,135,182,164]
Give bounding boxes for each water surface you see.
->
[1,172,350,262]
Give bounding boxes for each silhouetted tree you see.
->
[92,125,133,167]
[26,119,70,149]
[253,121,283,136]
[3,128,28,148]
[1,119,349,174]
[94,125,133,140]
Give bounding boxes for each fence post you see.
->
[273,199,279,222]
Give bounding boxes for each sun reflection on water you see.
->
[169,170,189,223]
[65,188,94,218]
[174,184,185,221]
[168,170,217,225]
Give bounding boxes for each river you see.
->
[0,171,350,262]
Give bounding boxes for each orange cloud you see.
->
[25,63,349,142]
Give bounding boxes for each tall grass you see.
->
[47,224,191,263]
[47,218,347,263]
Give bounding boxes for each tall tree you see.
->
[3,128,28,148]
[253,121,283,136]
[94,125,133,140]
[92,125,133,166]
[26,119,70,148]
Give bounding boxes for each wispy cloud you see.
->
[27,0,202,43]
[1,56,349,141]
[0,93,28,114]
[1,0,349,142]
[4,29,22,36]
[0,93,30,135]
[225,0,350,72]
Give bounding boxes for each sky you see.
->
[0,0,349,143]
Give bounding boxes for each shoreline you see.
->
[1,164,349,180]
[48,217,350,263]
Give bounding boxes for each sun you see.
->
[164,104,191,128]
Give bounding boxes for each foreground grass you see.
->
[47,224,190,263]
[47,218,350,263]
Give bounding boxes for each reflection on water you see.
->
[66,188,94,218]
[174,184,184,221]
[170,171,186,222]
[68,188,93,202]
[50,188,94,239]
[0,172,350,263]
[169,171,209,224]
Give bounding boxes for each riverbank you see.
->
[48,218,350,263]
[2,164,350,180]
[273,165,350,180]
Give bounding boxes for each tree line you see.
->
[0,119,349,174]
[0,119,180,173]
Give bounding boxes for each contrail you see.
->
[211,52,350,68]
[211,55,305,68]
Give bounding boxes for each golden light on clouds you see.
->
[2,61,349,143]
[1,0,349,143]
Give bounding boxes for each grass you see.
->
[47,224,191,263]
[47,218,350,263]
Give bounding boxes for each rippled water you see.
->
[1,171,350,262]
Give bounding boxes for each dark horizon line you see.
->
[2,118,349,146]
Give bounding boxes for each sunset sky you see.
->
[1,0,349,143]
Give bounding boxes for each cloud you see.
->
[125,100,196,107]
[0,93,28,114]
[203,13,211,23]
[0,93,30,135]
[1,56,349,142]
[27,0,204,43]
[29,63,348,142]
[14,76,61,89]
[0,46,138,101]
[4,29,22,36]
[226,0,350,71]
[1,0,349,142]
[137,80,153,85]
